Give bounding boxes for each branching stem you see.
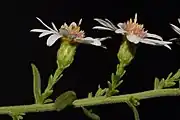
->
[0,89,179,115]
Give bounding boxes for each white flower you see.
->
[169,18,180,44]
[30,17,111,48]
[170,18,180,35]
[93,13,172,50]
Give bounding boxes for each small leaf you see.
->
[111,73,115,86]
[111,89,119,95]
[82,107,100,120]
[54,91,76,111]
[44,99,53,103]
[129,97,140,106]
[120,70,126,78]
[88,92,93,98]
[164,81,176,88]
[46,90,53,96]
[154,77,160,89]
[9,113,25,120]
[18,116,23,120]
[113,74,121,81]
[107,81,112,90]
[55,74,63,83]
[47,75,53,87]
[116,63,125,76]
[116,64,120,74]
[111,73,120,86]
[166,72,173,81]
[57,59,61,68]
[19,113,25,116]
[158,79,165,89]
[115,80,123,88]
[95,85,103,97]
[53,67,63,81]
[12,116,18,120]
[170,69,180,81]
[95,88,107,97]
[31,63,42,104]
[42,90,53,102]
[95,85,107,97]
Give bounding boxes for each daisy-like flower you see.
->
[93,13,172,49]
[30,17,110,48]
[169,18,180,44]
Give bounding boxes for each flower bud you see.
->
[57,39,77,69]
[117,36,136,67]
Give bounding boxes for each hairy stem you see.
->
[0,89,179,115]
[73,88,180,107]
[0,104,55,114]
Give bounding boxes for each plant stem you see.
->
[0,103,55,115]
[73,88,180,107]
[0,89,179,115]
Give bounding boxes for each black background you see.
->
[2,0,180,119]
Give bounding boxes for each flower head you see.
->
[93,13,172,49]
[60,20,85,40]
[30,17,110,48]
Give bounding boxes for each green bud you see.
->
[57,39,77,69]
[117,36,136,67]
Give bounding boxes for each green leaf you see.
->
[114,74,121,81]
[115,80,123,88]
[57,59,61,68]
[95,85,103,97]
[31,64,42,104]
[154,77,160,90]
[107,81,112,90]
[44,99,53,103]
[56,74,63,82]
[111,73,115,86]
[82,107,100,120]
[95,85,107,97]
[169,69,180,81]
[52,74,63,87]
[111,73,121,86]
[54,91,76,111]
[111,89,119,95]
[158,79,165,89]
[100,88,108,96]
[116,63,126,76]
[166,72,173,80]
[9,113,25,120]
[129,97,140,106]
[88,92,93,98]
[18,116,23,120]
[53,67,63,81]
[119,70,126,78]
[47,75,53,87]
[42,90,53,102]
[164,81,176,88]
[12,116,18,120]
